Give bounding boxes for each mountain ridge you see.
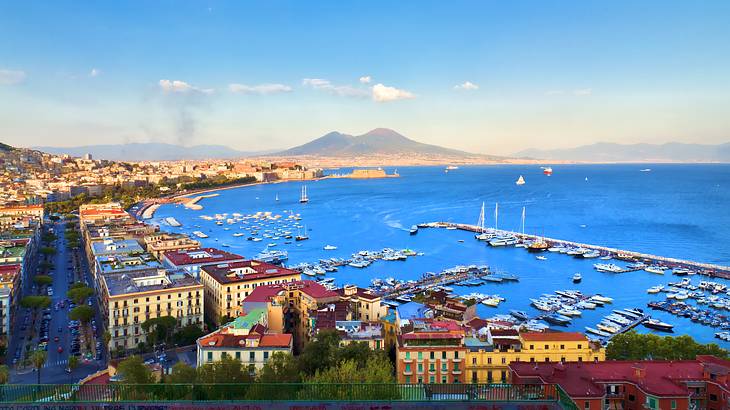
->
[515,141,730,162]
[33,143,273,161]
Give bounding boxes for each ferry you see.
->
[543,167,553,176]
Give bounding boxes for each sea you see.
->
[153,164,730,346]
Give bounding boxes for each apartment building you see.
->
[200,260,301,326]
[160,247,245,278]
[396,320,468,384]
[143,233,200,259]
[101,269,203,350]
[336,285,388,322]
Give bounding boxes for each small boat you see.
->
[645,266,666,275]
[597,322,619,334]
[536,255,547,261]
[582,250,601,259]
[515,175,526,185]
[544,314,571,326]
[591,294,614,304]
[409,225,418,235]
[640,168,652,172]
[643,319,674,332]
[528,241,549,252]
[510,310,529,321]
[572,273,582,283]
[233,233,244,237]
[543,167,553,176]
[275,193,279,201]
[585,327,610,337]
[647,285,664,294]
[482,297,502,307]
[323,245,337,250]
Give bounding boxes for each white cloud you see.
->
[371,83,415,102]
[573,88,593,96]
[229,83,292,95]
[0,69,26,85]
[159,79,213,94]
[302,78,369,98]
[359,76,371,84]
[454,81,479,91]
[89,68,100,77]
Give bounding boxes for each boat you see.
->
[510,310,529,321]
[593,263,624,273]
[596,322,619,334]
[647,285,664,294]
[445,165,459,170]
[255,249,288,264]
[295,225,309,241]
[591,294,614,304]
[481,296,502,307]
[645,266,666,275]
[409,225,418,235]
[165,217,182,227]
[640,168,652,172]
[585,327,610,337]
[528,239,549,253]
[233,233,244,237]
[489,236,519,247]
[299,185,309,203]
[192,231,209,238]
[275,193,279,201]
[543,167,553,176]
[572,273,582,283]
[643,319,674,332]
[515,175,525,185]
[323,245,337,250]
[544,314,571,326]
[672,268,693,276]
[582,250,601,259]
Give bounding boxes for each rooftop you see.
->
[103,269,201,298]
[162,247,244,267]
[510,356,730,398]
[520,332,588,342]
[96,254,162,274]
[243,280,339,303]
[201,260,300,284]
[91,239,144,256]
[0,263,21,283]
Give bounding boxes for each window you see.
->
[471,371,477,383]
[405,352,410,360]
[500,370,506,382]
[430,352,435,360]
[418,364,423,373]
[418,352,423,360]
[578,357,583,362]
[529,344,534,350]
[709,393,718,401]
[263,351,269,360]
[584,401,589,410]
[544,358,549,363]
[429,376,435,384]
[501,357,506,364]
[645,396,658,410]
[454,351,459,359]
[405,364,411,372]
[487,357,492,364]
[560,344,565,350]
[249,352,255,362]
[441,376,447,384]
[429,363,435,372]
[442,351,446,359]
[671,400,676,409]
[441,363,447,372]
[221,352,229,359]
[235,352,241,360]
[405,376,411,384]
[544,344,549,350]
[417,376,423,384]
[577,344,582,349]
[454,363,459,371]
[628,394,635,402]
[472,357,477,365]
[487,371,492,382]
[207,352,213,362]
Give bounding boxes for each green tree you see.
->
[20,296,51,334]
[168,362,197,383]
[68,356,79,371]
[103,331,112,354]
[607,331,729,360]
[0,365,9,384]
[67,285,94,304]
[257,352,300,383]
[30,350,47,384]
[116,356,154,384]
[297,329,341,377]
[172,324,204,347]
[196,355,252,384]
[141,316,178,346]
[33,275,53,288]
[69,305,95,324]
[41,233,57,243]
[39,247,56,256]
[38,261,54,272]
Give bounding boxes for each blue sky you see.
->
[1,1,728,155]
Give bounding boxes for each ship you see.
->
[299,185,309,203]
[543,167,553,176]
[527,240,549,252]
[515,175,525,185]
[409,225,418,235]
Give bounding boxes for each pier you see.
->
[422,222,730,278]
[376,267,495,299]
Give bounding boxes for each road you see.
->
[9,219,107,384]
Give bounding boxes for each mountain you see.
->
[514,142,730,162]
[275,128,494,158]
[32,143,272,161]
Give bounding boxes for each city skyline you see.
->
[1,1,729,156]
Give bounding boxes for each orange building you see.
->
[396,320,467,384]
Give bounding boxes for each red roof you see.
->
[162,247,245,267]
[243,280,338,303]
[520,332,587,342]
[198,329,292,349]
[510,358,730,398]
[201,260,300,284]
[244,284,286,303]
[0,264,20,283]
[259,333,293,348]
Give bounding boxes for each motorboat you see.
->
[645,266,667,275]
[593,263,624,273]
[323,245,337,250]
[643,319,674,332]
[572,273,582,283]
[585,327,611,337]
[536,255,547,261]
[647,285,664,294]
[510,310,529,321]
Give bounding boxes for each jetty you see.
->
[376,267,495,299]
[421,222,730,279]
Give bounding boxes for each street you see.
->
[9,219,107,383]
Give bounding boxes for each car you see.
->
[144,358,155,365]
[65,367,72,374]
[53,336,60,342]
[58,327,63,332]
[57,346,63,353]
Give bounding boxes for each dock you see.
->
[421,222,730,278]
[376,267,495,299]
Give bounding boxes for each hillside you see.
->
[33,143,271,161]
[515,142,730,162]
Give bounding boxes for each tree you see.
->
[116,356,154,384]
[168,362,196,384]
[67,285,94,304]
[21,296,51,334]
[33,275,53,288]
[39,247,56,256]
[103,331,112,354]
[30,350,47,384]
[141,316,178,347]
[297,329,341,377]
[172,324,204,347]
[69,305,94,324]
[607,331,729,360]
[68,356,79,371]
[38,261,54,272]
[0,365,9,384]
[196,355,252,384]
[257,352,300,383]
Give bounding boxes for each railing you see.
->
[0,383,571,404]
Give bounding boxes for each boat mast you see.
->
[494,202,499,231]
[521,206,525,235]
[477,202,485,233]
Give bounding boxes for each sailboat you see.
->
[515,207,528,248]
[474,202,492,240]
[516,175,525,185]
[494,202,499,231]
[295,225,309,241]
[299,186,309,203]
[275,193,279,202]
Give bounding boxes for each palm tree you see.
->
[30,350,47,385]
[0,365,9,384]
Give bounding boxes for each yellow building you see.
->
[101,269,204,350]
[199,260,301,326]
[465,330,605,383]
[336,285,388,322]
[143,233,200,259]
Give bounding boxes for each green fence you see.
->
[0,383,571,404]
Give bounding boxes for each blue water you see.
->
[154,164,730,346]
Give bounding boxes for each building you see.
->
[100,269,203,350]
[337,285,388,322]
[160,247,245,278]
[79,203,133,225]
[396,320,467,384]
[0,204,44,220]
[243,280,340,351]
[464,330,604,384]
[196,308,293,372]
[95,253,163,276]
[0,288,10,339]
[200,260,301,326]
[335,320,385,350]
[510,355,730,410]
[144,233,200,259]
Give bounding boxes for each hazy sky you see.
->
[1,1,728,155]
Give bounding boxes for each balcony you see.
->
[452,358,463,363]
[402,358,413,363]
[452,370,462,375]
[402,370,413,376]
